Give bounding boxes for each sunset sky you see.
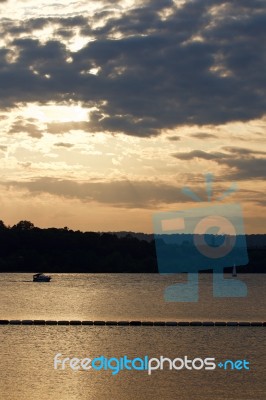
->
[0,0,265,233]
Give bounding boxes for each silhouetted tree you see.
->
[12,220,35,230]
[0,220,7,230]
[0,223,263,273]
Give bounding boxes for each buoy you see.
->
[0,319,264,327]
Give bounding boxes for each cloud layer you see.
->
[173,146,266,180]
[5,177,188,208]
[0,0,265,136]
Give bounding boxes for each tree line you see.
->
[0,220,265,273]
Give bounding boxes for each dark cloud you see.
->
[167,135,180,141]
[56,29,75,39]
[222,146,266,156]
[190,132,217,139]
[0,16,88,37]
[8,117,43,138]
[59,16,88,28]
[54,142,74,148]
[0,0,265,136]
[173,147,266,180]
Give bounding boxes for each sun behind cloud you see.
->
[0,0,265,232]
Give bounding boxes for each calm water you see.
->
[0,273,265,400]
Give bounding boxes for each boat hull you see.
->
[33,275,51,282]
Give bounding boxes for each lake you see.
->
[0,273,265,399]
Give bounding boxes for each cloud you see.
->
[5,177,200,208]
[190,132,217,139]
[8,117,43,138]
[222,146,266,156]
[54,142,74,148]
[173,146,266,180]
[18,161,31,168]
[174,149,220,160]
[0,16,88,37]
[167,135,181,141]
[0,0,265,136]
[47,121,90,134]
[5,173,265,208]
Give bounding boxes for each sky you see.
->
[0,0,265,233]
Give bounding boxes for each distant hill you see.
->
[111,232,266,249]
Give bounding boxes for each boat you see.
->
[33,273,51,282]
[232,264,237,277]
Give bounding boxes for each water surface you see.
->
[0,273,265,400]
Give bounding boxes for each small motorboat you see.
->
[33,273,51,282]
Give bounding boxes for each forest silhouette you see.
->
[0,220,265,273]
